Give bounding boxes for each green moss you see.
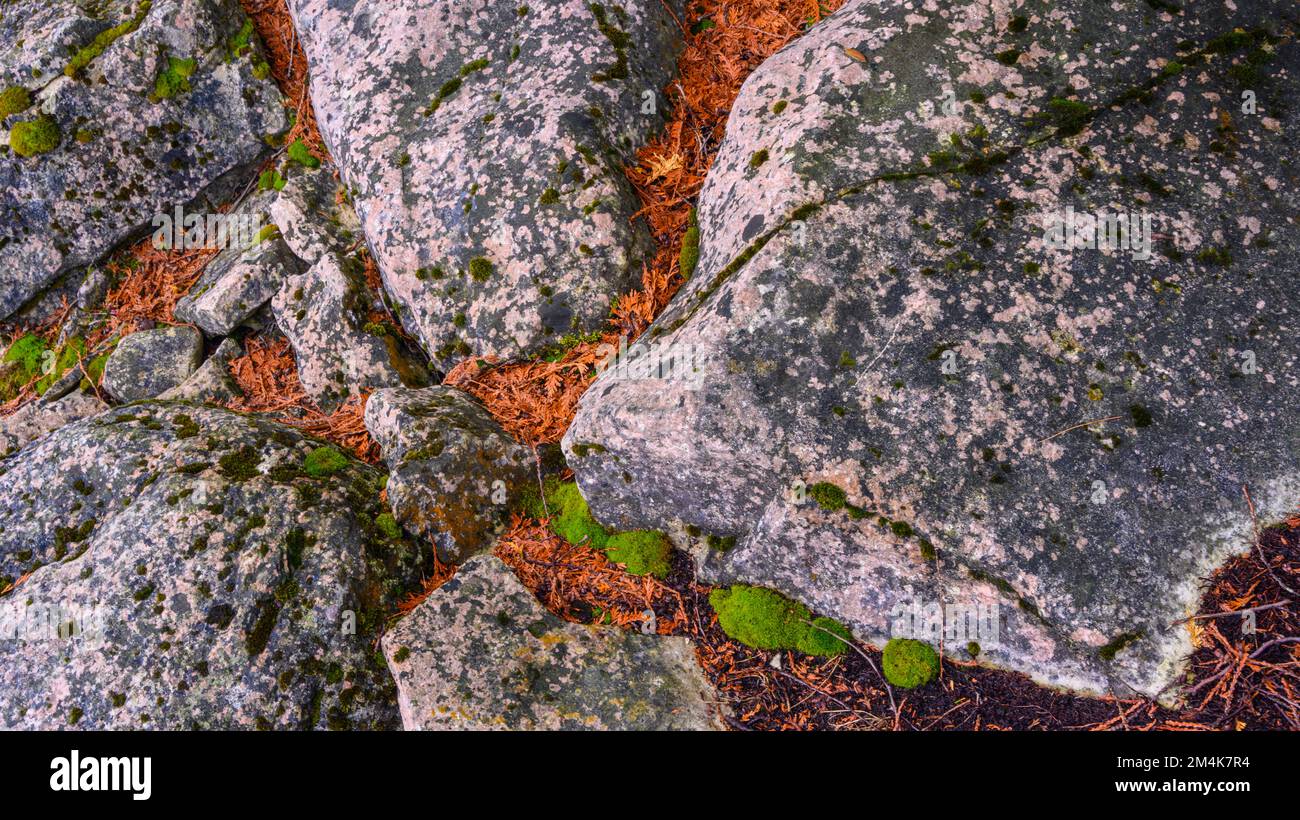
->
[393,646,411,662]
[771,99,788,115]
[258,168,286,192]
[678,207,700,280]
[0,85,32,119]
[749,149,769,169]
[303,446,348,478]
[881,638,939,688]
[287,139,320,168]
[228,19,255,59]
[35,337,87,395]
[150,56,198,102]
[64,2,154,78]
[709,585,851,657]
[994,48,1022,66]
[1129,404,1153,428]
[604,531,671,578]
[376,512,401,540]
[468,257,495,282]
[1007,14,1029,33]
[808,481,847,511]
[534,480,609,549]
[9,116,61,157]
[218,446,262,481]
[588,3,631,83]
[539,187,560,205]
[1,333,49,399]
[1042,97,1092,136]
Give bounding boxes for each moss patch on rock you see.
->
[523,479,672,578]
[708,584,851,657]
[0,86,32,119]
[303,446,349,478]
[9,116,61,157]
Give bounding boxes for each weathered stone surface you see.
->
[287,0,684,367]
[365,386,533,563]
[272,252,426,411]
[175,229,306,338]
[269,164,359,266]
[566,0,1300,699]
[0,390,107,456]
[0,402,427,729]
[102,325,204,401]
[0,0,286,320]
[381,554,721,730]
[158,336,243,404]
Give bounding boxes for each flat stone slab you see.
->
[381,554,722,730]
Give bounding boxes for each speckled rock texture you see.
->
[158,336,243,403]
[102,325,204,401]
[0,0,286,320]
[381,553,721,730]
[365,386,534,563]
[269,163,360,266]
[566,0,1300,700]
[0,390,107,456]
[0,402,428,729]
[271,250,428,411]
[175,225,306,337]
[287,0,684,367]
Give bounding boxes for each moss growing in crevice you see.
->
[64,1,154,79]
[522,479,672,578]
[150,55,198,102]
[678,207,700,279]
[1098,630,1143,661]
[588,3,631,83]
[709,584,851,657]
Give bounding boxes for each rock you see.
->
[174,214,306,337]
[272,252,426,411]
[0,402,428,729]
[269,164,360,266]
[381,554,722,730]
[102,326,204,401]
[0,0,286,320]
[287,0,684,367]
[565,0,1300,700]
[158,337,243,404]
[0,390,107,456]
[365,386,533,563]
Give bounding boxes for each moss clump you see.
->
[1098,630,1143,661]
[0,85,32,119]
[881,638,939,688]
[808,481,847,511]
[468,257,494,282]
[1,334,49,399]
[64,2,154,78]
[376,512,401,540]
[525,479,672,578]
[588,3,631,83]
[35,337,87,395]
[605,531,672,578]
[749,149,769,169]
[709,585,851,657]
[150,56,198,102]
[678,207,700,280]
[9,116,61,157]
[303,446,348,478]
[1042,98,1092,136]
[994,48,1022,66]
[771,99,788,115]
[287,139,320,168]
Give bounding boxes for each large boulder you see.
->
[365,387,534,563]
[381,554,722,730]
[565,0,1300,699]
[102,325,204,401]
[0,0,286,319]
[0,403,428,729]
[287,0,684,367]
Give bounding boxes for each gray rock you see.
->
[565,0,1300,700]
[271,252,426,412]
[103,326,204,401]
[0,390,107,456]
[174,207,306,337]
[365,386,534,563]
[269,164,360,266]
[0,402,427,729]
[0,0,286,319]
[287,0,684,367]
[381,553,722,730]
[158,337,243,404]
